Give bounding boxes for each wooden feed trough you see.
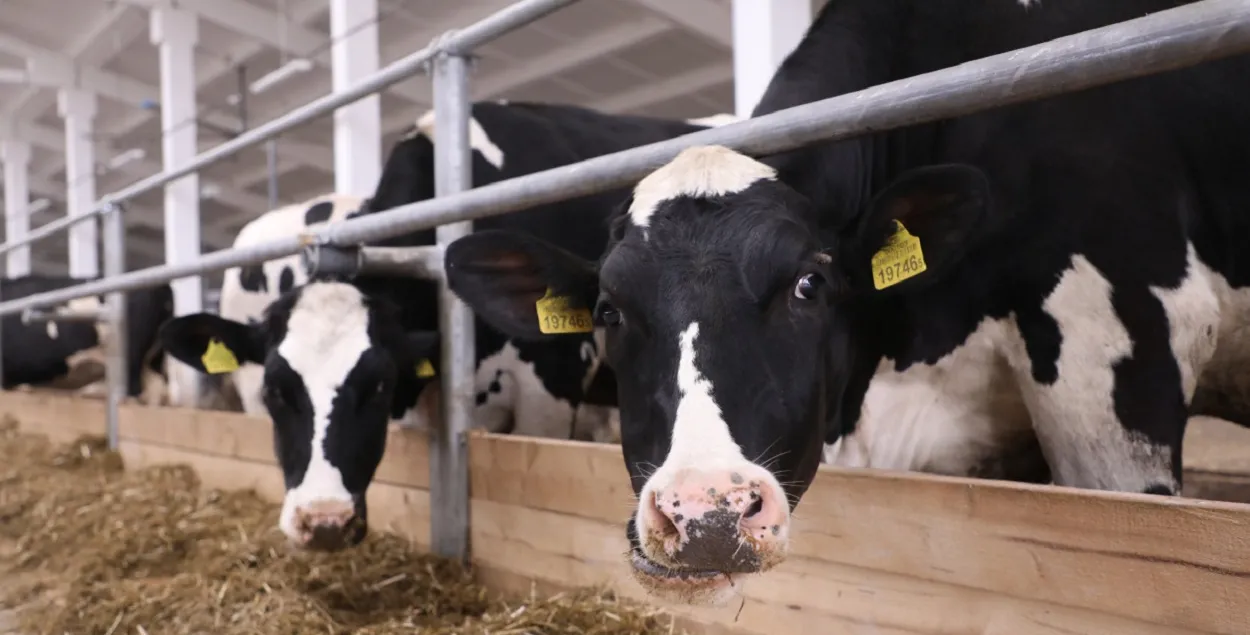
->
[3,389,1249,635]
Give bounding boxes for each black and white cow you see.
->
[158,101,736,551]
[1,275,174,405]
[215,194,365,416]
[442,0,1250,605]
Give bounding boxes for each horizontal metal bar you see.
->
[357,246,444,281]
[0,0,1246,316]
[0,0,580,259]
[21,307,108,324]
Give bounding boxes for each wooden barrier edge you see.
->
[5,391,1250,633]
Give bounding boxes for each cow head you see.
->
[159,281,441,551]
[443,145,993,605]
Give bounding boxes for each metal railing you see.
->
[2,0,1249,562]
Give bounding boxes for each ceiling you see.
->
[0,0,820,281]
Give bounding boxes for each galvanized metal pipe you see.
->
[0,0,581,259]
[101,203,127,451]
[20,307,107,324]
[430,51,475,562]
[1,0,1249,316]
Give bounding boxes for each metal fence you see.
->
[1,0,1249,561]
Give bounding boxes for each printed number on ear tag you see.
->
[871,220,927,290]
[416,358,436,379]
[201,338,240,374]
[535,288,593,335]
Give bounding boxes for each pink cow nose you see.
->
[293,500,364,551]
[639,467,789,573]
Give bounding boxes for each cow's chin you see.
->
[627,547,745,607]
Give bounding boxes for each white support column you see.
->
[330,0,381,197]
[731,0,811,117]
[57,88,100,278]
[151,6,203,408]
[1,139,31,278]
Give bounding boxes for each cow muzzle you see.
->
[628,463,790,606]
[289,498,367,552]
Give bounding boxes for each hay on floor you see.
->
[0,418,682,635]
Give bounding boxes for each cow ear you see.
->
[444,229,600,341]
[159,313,264,375]
[850,164,992,293]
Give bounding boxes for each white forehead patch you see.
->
[1017,0,1038,6]
[413,109,505,170]
[628,145,777,237]
[275,282,372,537]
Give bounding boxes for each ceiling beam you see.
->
[593,62,734,114]
[624,0,733,48]
[473,18,672,98]
[2,4,141,124]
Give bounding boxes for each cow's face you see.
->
[443,146,992,605]
[159,281,440,551]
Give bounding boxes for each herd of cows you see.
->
[6,0,1250,606]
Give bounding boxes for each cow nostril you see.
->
[647,491,681,540]
[743,496,764,519]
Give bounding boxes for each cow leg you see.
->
[1006,253,1218,494]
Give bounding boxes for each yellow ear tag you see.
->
[535,288,594,335]
[201,338,240,374]
[416,358,436,379]
[871,220,928,290]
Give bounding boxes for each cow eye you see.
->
[793,273,823,300]
[596,301,622,327]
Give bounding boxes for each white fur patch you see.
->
[414,109,505,170]
[472,342,578,438]
[824,317,1034,474]
[1000,254,1174,491]
[275,282,372,540]
[628,146,776,235]
[46,321,58,339]
[1151,244,1220,404]
[637,323,785,505]
[685,114,740,128]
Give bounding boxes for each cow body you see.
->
[442,0,1250,606]
[1,275,173,405]
[162,101,733,550]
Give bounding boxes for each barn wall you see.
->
[3,390,1249,634]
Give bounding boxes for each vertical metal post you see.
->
[430,50,474,561]
[266,140,279,209]
[101,203,127,451]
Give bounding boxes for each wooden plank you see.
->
[0,389,105,442]
[468,433,1250,634]
[17,395,1250,634]
[118,403,432,489]
[792,469,1250,634]
[1185,416,1250,475]
[468,498,1200,635]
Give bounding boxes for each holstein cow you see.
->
[442,0,1250,605]
[1,275,174,405]
[158,101,735,551]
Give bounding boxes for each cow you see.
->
[440,0,1250,606]
[1,275,174,406]
[157,101,736,551]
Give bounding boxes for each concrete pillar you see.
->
[57,88,101,278]
[1,139,31,278]
[731,0,811,117]
[330,0,382,197]
[151,6,203,408]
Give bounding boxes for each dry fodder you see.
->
[0,422,680,634]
